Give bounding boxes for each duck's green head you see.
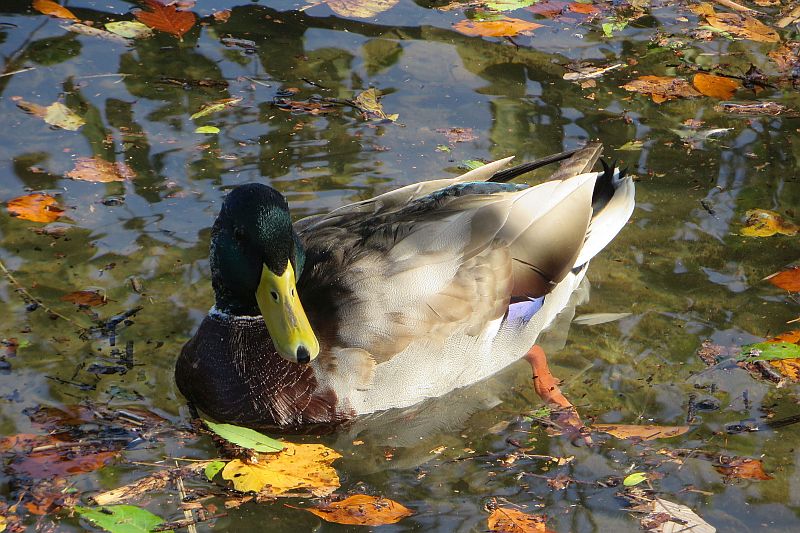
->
[210,183,319,364]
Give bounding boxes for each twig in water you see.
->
[175,461,198,533]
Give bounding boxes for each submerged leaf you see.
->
[715,458,773,480]
[134,0,196,40]
[33,0,78,21]
[488,507,550,532]
[301,495,413,526]
[325,0,400,18]
[204,420,283,452]
[61,290,107,307]
[622,76,701,103]
[352,88,398,121]
[765,267,800,292]
[221,442,341,496]
[592,424,690,440]
[740,209,798,237]
[75,505,171,533]
[453,17,543,37]
[6,193,64,223]
[66,157,136,183]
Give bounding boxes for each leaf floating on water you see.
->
[487,507,551,532]
[437,127,478,143]
[33,0,78,21]
[716,102,791,116]
[64,23,130,44]
[67,157,136,183]
[6,193,64,223]
[563,63,623,81]
[204,460,226,481]
[621,76,702,103]
[486,0,537,11]
[221,442,341,496]
[692,3,778,43]
[300,494,414,526]
[190,97,242,120]
[692,73,740,100]
[61,290,107,307]
[740,208,798,237]
[105,21,154,39]
[623,472,649,487]
[592,424,690,440]
[351,88,398,121]
[715,458,773,480]
[42,102,86,130]
[134,0,196,40]
[195,125,220,134]
[204,420,284,452]
[324,0,400,19]
[75,505,171,533]
[766,267,800,292]
[641,498,716,533]
[453,17,543,37]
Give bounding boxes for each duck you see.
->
[175,143,635,429]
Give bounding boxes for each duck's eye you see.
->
[270,291,279,302]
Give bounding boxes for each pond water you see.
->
[1,0,799,531]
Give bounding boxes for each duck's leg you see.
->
[523,345,589,441]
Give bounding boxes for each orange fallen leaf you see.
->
[692,73,740,100]
[453,17,543,37]
[6,193,64,223]
[60,290,107,307]
[212,9,232,22]
[134,0,196,40]
[66,156,136,183]
[715,458,773,480]
[768,330,800,344]
[567,2,599,15]
[741,208,799,237]
[488,507,551,532]
[692,3,779,43]
[32,0,78,21]
[299,495,413,526]
[769,358,800,380]
[592,424,690,440]
[765,267,800,292]
[622,75,702,103]
[526,1,569,18]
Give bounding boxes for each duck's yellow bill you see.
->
[255,260,319,364]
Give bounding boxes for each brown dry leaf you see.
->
[6,193,64,223]
[32,0,78,21]
[14,97,48,118]
[436,127,478,143]
[592,424,690,440]
[488,507,551,532]
[134,0,196,40]
[692,3,779,43]
[766,267,800,292]
[769,358,800,380]
[692,73,740,100]
[768,42,800,72]
[716,458,773,480]
[325,0,399,18]
[453,17,543,37]
[527,1,569,18]
[741,208,799,237]
[221,442,341,497]
[567,2,600,15]
[66,157,136,183]
[622,76,702,103]
[11,450,117,478]
[60,290,107,307]
[212,9,232,22]
[300,495,413,526]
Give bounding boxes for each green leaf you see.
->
[602,21,628,38]
[75,505,171,533]
[190,97,242,120]
[204,460,227,481]
[204,420,284,453]
[739,342,800,362]
[435,144,451,153]
[623,472,648,487]
[194,125,220,134]
[460,160,486,170]
[105,21,153,39]
[43,102,85,131]
[486,0,536,12]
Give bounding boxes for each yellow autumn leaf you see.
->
[488,507,551,532]
[33,0,78,21]
[741,209,799,237]
[622,76,701,103]
[692,3,779,43]
[190,97,242,120]
[221,442,341,497]
[692,73,740,100]
[301,495,414,526]
[453,17,543,37]
[43,102,85,131]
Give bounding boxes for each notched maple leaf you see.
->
[134,0,196,40]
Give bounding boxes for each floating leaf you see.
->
[642,499,716,533]
[740,342,800,361]
[622,76,702,103]
[769,358,800,381]
[741,209,798,237]
[33,0,78,21]
[437,127,478,143]
[351,88,398,121]
[300,495,413,526]
[64,23,130,44]
[488,507,551,532]
[221,442,341,497]
[592,424,690,440]
[40,102,85,131]
[325,0,399,19]
[195,125,220,134]
[61,290,107,307]
[461,160,486,170]
[6,193,64,223]
[623,472,649,486]
[134,0,196,40]
[66,157,136,183]
[453,17,543,37]
[204,460,226,481]
[766,267,800,292]
[75,505,171,533]
[1,432,117,479]
[692,73,740,100]
[715,458,773,480]
[602,20,628,37]
[563,63,623,81]
[190,97,242,120]
[716,102,792,116]
[204,420,283,452]
[486,0,537,11]
[692,3,778,43]
[105,21,154,39]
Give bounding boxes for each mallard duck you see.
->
[175,143,635,428]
